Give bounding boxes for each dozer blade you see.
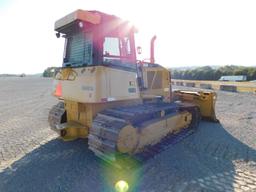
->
[173,90,218,122]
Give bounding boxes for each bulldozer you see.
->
[49,10,217,164]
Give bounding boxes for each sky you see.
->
[0,0,256,74]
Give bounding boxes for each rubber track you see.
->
[48,102,66,131]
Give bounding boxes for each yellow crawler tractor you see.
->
[49,10,217,163]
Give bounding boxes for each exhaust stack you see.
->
[150,35,157,64]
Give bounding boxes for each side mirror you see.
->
[137,46,142,54]
[56,33,60,38]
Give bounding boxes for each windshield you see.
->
[63,31,93,67]
[103,36,132,64]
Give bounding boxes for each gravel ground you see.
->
[0,78,255,192]
[0,77,58,169]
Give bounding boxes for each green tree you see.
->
[170,65,256,81]
[43,67,58,77]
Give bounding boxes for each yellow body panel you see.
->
[140,66,171,101]
[55,66,140,103]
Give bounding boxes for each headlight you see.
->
[78,21,83,28]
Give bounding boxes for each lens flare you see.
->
[115,180,129,192]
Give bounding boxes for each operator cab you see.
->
[55,10,137,69]
[54,10,171,103]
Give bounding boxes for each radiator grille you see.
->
[147,71,162,89]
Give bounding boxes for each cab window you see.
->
[103,36,132,63]
[103,37,120,57]
[63,31,93,67]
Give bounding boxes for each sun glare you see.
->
[115,180,129,192]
